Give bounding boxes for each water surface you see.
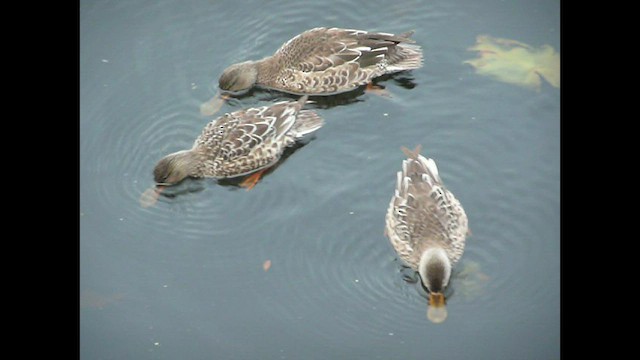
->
[80,0,560,359]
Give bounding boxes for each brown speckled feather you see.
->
[254,27,423,95]
[385,146,468,270]
[192,95,323,178]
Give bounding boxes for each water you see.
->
[80,0,560,359]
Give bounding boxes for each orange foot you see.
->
[239,169,267,190]
[365,82,392,97]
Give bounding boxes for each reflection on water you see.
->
[81,0,559,359]
[455,260,491,301]
[80,290,125,310]
[199,90,226,116]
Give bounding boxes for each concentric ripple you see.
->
[411,91,560,321]
[237,137,435,339]
[244,78,559,335]
[82,1,559,357]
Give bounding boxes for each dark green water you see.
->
[80,0,560,359]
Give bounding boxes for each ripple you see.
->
[241,141,439,336]
[255,197,489,336]
[253,95,560,330]
[80,65,228,238]
[420,104,560,320]
[252,215,411,340]
[82,0,559,351]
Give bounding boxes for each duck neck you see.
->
[418,248,451,293]
[186,149,207,177]
[165,149,202,178]
[255,57,279,84]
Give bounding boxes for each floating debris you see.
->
[263,260,272,272]
[464,35,560,91]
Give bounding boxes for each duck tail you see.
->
[401,145,423,159]
[396,30,415,40]
[291,110,324,138]
[401,145,442,186]
[297,94,310,107]
[388,43,423,71]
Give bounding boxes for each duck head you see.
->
[153,150,200,186]
[418,248,452,323]
[218,61,258,94]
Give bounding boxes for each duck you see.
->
[153,95,323,189]
[384,145,469,323]
[218,27,423,96]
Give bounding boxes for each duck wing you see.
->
[276,27,414,72]
[386,146,468,267]
[270,28,417,94]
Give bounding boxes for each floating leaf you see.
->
[263,259,272,272]
[464,35,559,91]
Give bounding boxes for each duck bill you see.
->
[428,292,446,307]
